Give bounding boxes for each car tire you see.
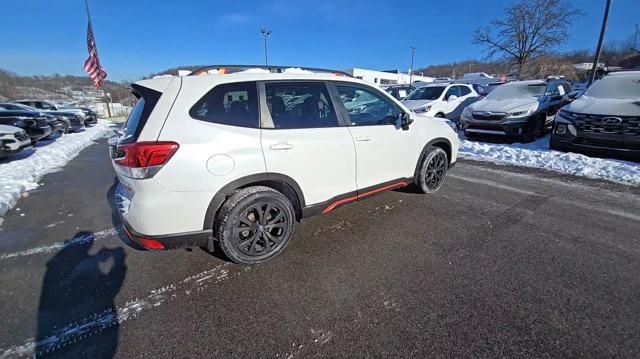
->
[522,115,545,143]
[435,113,445,118]
[215,186,296,264]
[56,121,70,134]
[415,146,449,194]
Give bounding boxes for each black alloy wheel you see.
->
[234,203,288,257]
[216,186,295,264]
[416,146,449,193]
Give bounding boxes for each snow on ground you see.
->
[458,134,640,186]
[0,120,114,218]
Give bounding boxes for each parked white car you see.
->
[110,66,459,264]
[0,125,31,158]
[402,83,478,120]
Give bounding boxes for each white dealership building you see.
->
[345,68,434,86]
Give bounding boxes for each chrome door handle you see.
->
[355,136,371,142]
[269,142,294,150]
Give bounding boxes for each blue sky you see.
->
[1,0,638,81]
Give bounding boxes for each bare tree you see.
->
[472,0,581,77]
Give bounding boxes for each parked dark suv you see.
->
[550,71,640,161]
[1,103,84,133]
[0,105,52,143]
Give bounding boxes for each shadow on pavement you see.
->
[36,234,127,358]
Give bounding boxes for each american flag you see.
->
[83,21,107,89]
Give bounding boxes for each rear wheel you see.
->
[215,186,295,264]
[435,113,445,118]
[415,146,449,193]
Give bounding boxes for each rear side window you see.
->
[264,82,338,129]
[459,86,471,96]
[190,81,259,128]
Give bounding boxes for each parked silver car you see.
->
[460,79,574,142]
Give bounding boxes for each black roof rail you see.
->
[188,65,353,77]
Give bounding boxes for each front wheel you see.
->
[215,186,296,264]
[57,121,70,134]
[522,116,544,143]
[415,146,449,193]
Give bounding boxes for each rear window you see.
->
[120,84,162,143]
[190,81,259,128]
[121,98,145,142]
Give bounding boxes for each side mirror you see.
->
[447,95,458,102]
[400,112,413,130]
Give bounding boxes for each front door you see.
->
[260,81,357,207]
[333,83,420,191]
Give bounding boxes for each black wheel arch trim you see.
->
[414,137,454,180]
[203,173,305,230]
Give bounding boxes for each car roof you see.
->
[606,70,640,76]
[503,80,547,86]
[137,72,376,90]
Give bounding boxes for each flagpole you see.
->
[84,0,111,117]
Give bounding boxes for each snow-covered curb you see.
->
[459,134,640,186]
[0,120,114,218]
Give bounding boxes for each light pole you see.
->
[589,0,612,85]
[409,46,416,84]
[260,28,272,66]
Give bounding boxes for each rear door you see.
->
[260,81,357,207]
[333,83,420,191]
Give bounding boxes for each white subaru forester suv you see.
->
[111,66,459,264]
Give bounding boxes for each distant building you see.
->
[345,68,434,86]
[573,62,606,71]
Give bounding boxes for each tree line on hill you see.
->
[418,0,639,81]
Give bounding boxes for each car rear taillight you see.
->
[113,141,179,179]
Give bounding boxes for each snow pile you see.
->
[459,134,640,186]
[0,120,113,218]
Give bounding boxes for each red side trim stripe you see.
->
[322,181,409,214]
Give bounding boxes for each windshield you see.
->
[405,86,445,100]
[584,74,640,99]
[485,82,546,100]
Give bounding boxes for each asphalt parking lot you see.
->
[1,138,639,358]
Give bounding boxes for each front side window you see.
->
[40,102,54,110]
[264,82,338,129]
[337,85,399,126]
[445,86,460,98]
[546,82,562,96]
[458,86,472,96]
[190,81,259,128]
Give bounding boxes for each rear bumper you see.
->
[113,181,214,250]
[120,217,211,250]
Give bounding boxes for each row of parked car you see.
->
[382,70,640,161]
[0,100,98,158]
